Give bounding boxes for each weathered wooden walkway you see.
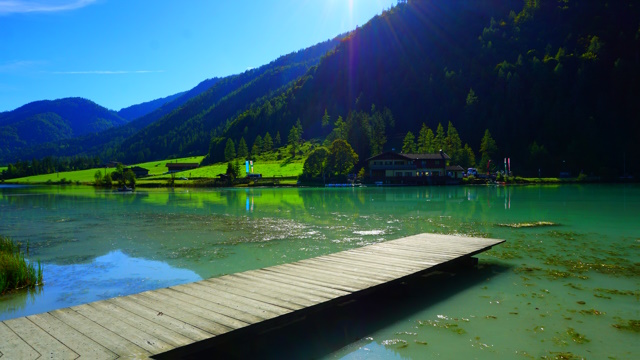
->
[0,233,504,359]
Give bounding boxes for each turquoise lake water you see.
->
[0,184,638,358]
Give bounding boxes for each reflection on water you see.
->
[0,250,199,320]
[1,184,639,359]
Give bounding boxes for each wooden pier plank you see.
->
[248,269,353,296]
[0,322,40,360]
[222,274,328,305]
[27,312,118,359]
[158,285,264,325]
[175,280,291,319]
[0,234,504,359]
[106,296,214,342]
[126,291,236,335]
[72,303,174,355]
[323,252,425,272]
[88,300,194,348]
[48,307,151,358]
[310,256,414,276]
[3,317,78,359]
[206,277,310,310]
[296,258,402,281]
[140,288,251,330]
[278,263,381,286]
[342,248,440,267]
[261,265,359,293]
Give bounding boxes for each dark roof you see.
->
[447,165,465,171]
[366,151,450,162]
[127,166,148,172]
[403,153,451,160]
[166,163,199,169]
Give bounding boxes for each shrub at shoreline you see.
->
[0,235,43,294]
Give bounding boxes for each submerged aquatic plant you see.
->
[418,319,468,334]
[495,221,559,228]
[548,351,586,360]
[612,319,640,333]
[566,328,590,344]
[381,339,408,349]
[0,235,43,294]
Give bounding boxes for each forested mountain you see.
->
[113,36,343,163]
[0,77,225,164]
[117,91,186,121]
[1,37,342,165]
[0,98,127,160]
[208,0,639,177]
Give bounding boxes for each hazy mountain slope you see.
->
[114,37,342,163]
[117,91,186,121]
[0,98,127,158]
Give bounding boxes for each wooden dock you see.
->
[0,233,504,359]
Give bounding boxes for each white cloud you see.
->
[0,60,45,72]
[0,0,97,15]
[52,70,165,75]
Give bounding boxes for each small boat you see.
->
[117,186,134,192]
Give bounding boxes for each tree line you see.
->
[1,156,102,181]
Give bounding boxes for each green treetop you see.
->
[224,138,236,161]
[402,131,416,153]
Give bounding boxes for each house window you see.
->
[435,160,440,165]
[395,172,403,177]
[405,172,412,177]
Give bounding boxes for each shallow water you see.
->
[0,184,638,358]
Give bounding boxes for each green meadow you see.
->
[5,146,308,185]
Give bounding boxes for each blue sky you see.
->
[0,0,396,112]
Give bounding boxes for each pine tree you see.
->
[321,109,330,128]
[434,123,445,152]
[237,137,248,159]
[417,123,434,153]
[252,135,263,156]
[445,122,462,163]
[296,119,304,143]
[288,125,300,157]
[224,138,236,161]
[402,131,416,153]
[459,143,476,168]
[274,131,281,147]
[479,129,498,172]
[263,132,273,152]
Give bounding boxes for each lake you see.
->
[0,184,638,358]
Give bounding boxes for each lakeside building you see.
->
[366,151,464,184]
[127,166,150,178]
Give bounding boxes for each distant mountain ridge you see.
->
[0,98,127,158]
[117,92,186,121]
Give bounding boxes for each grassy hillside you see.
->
[7,146,307,185]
